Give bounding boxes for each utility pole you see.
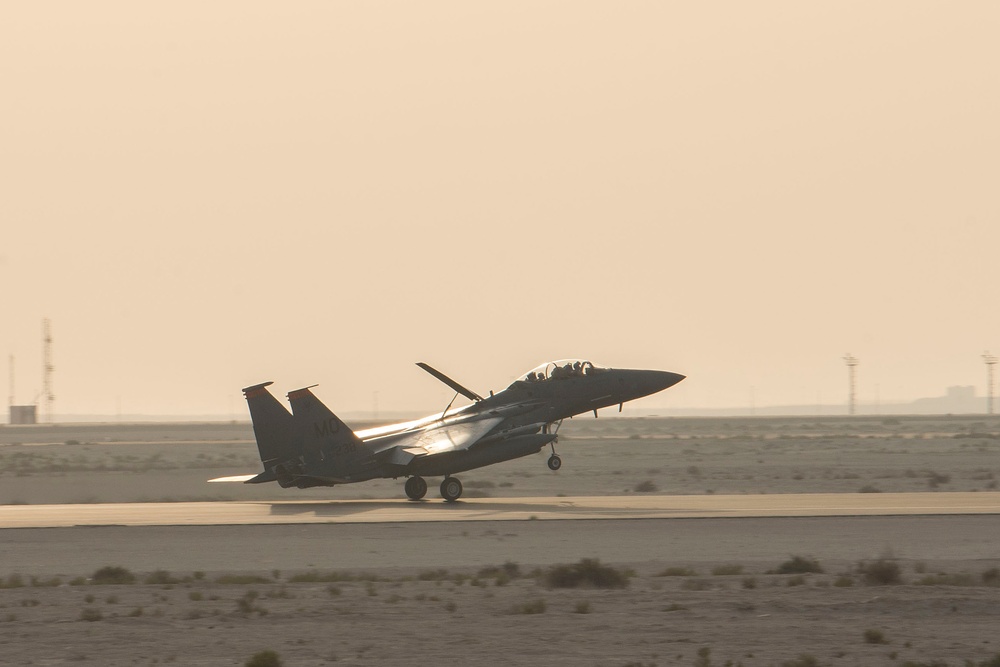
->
[983,351,997,415]
[42,319,54,423]
[843,353,859,416]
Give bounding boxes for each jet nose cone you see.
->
[660,371,687,389]
[625,369,686,399]
[652,371,686,392]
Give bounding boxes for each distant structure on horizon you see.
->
[7,354,37,425]
[651,385,990,417]
[5,319,53,426]
[908,385,981,414]
[9,405,37,424]
[843,353,859,415]
[983,351,997,415]
[42,318,54,423]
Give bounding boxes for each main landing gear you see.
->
[404,475,428,500]
[440,476,463,503]
[403,475,464,502]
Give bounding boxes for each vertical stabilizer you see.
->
[287,386,362,463]
[243,382,299,466]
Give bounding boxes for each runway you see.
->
[2,492,999,528]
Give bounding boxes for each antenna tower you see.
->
[843,353,859,416]
[8,354,13,408]
[983,351,998,415]
[42,319,54,423]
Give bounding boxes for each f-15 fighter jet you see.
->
[211,360,684,501]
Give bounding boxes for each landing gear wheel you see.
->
[440,477,463,502]
[547,454,562,471]
[404,476,428,500]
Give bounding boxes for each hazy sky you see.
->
[3,2,999,417]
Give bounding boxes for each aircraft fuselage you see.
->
[224,360,685,500]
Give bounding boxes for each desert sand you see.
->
[2,415,1000,666]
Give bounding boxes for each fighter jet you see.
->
[211,359,684,501]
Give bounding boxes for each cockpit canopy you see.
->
[511,359,606,386]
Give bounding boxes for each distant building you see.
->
[9,405,37,424]
[909,385,980,414]
[946,385,976,402]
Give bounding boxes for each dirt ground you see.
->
[1,556,1000,667]
[2,414,999,504]
[2,415,1000,666]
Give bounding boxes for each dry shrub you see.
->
[772,556,823,574]
[79,608,103,622]
[656,567,697,577]
[508,599,546,614]
[863,628,888,644]
[215,574,271,585]
[857,558,902,586]
[915,572,977,586]
[245,650,282,667]
[542,559,629,589]
[91,566,135,585]
[144,570,180,585]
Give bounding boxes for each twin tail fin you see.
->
[239,382,360,482]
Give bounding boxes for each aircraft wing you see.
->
[375,416,503,467]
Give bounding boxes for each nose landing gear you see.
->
[543,419,564,472]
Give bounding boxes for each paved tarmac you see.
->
[3,493,998,576]
[3,513,1000,576]
[1,492,998,529]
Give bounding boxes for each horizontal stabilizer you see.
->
[208,470,277,484]
[245,470,278,484]
[208,474,258,483]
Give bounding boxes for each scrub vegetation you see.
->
[771,556,824,575]
[3,558,1000,665]
[4,417,1000,663]
[863,628,888,644]
[542,559,631,589]
[245,650,282,667]
[90,566,136,585]
[4,415,1000,504]
[656,567,698,577]
[508,598,547,614]
[857,557,903,586]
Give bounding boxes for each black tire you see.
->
[405,476,428,500]
[440,477,463,502]
[547,454,562,471]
